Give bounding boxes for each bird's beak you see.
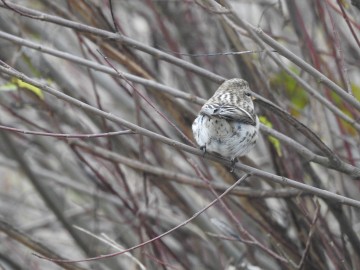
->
[251,95,257,101]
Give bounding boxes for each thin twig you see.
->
[336,0,360,48]
[0,30,206,105]
[74,140,310,198]
[0,218,86,270]
[34,174,250,263]
[0,1,225,83]
[1,31,359,176]
[297,202,321,269]
[97,49,195,146]
[206,0,360,111]
[1,65,359,208]
[0,124,134,138]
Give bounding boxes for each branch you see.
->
[1,31,359,177]
[35,175,250,263]
[204,0,360,112]
[0,218,86,270]
[0,30,206,105]
[72,140,312,198]
[0,1,224,83]
[1,64,359,208]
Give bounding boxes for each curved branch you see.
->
[2,30,359,177]
[216,0,360,111]
[0,64,359,208]
[0,1,225,83]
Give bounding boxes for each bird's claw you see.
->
[230,158,237,172]
[200,145,206,157]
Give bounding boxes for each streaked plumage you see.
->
[192,78,259,162]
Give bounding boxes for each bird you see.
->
[192,78,259,169]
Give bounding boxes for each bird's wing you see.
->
[200,103,256,125]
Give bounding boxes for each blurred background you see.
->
[0,0,360,269]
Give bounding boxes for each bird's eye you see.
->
[245,92,252,97]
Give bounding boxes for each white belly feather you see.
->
[192,114,259,159]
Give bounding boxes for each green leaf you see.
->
[270,69,309,115]
[328,84,359,135]
[11,77,44,100]
[352,84,360,101]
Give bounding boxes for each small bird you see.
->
[192,78,259,167]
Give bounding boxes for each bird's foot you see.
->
[200,145,206,158]
[230,158,238,172]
